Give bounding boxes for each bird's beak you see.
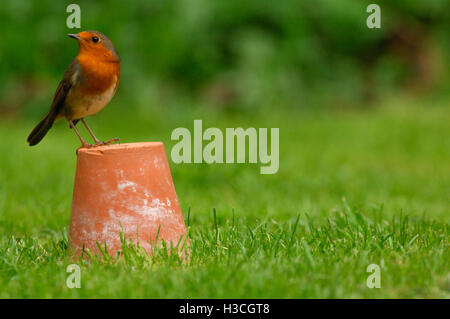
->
[67,34,80,40]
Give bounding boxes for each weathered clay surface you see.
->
[68,142,187,257]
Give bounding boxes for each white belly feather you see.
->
[66,75,118,120]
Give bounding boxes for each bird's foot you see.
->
[76,142,94,155]
[95,137,119,146]
[81,142,94,148]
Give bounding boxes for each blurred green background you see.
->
[0,0,449,117]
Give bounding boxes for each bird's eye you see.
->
[92,36,99,43]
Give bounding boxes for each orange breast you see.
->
[63,52,120,120]
[76,53,120,95]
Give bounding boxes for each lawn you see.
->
[0,97,448,298]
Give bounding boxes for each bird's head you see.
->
[68,31,120,62]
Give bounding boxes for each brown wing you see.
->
[48,58,81,119]
[27,59,82,146]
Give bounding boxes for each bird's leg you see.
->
[69,120,92,148]
[81,118,119,146]
[101,137,120,145]
[80,118,101,144]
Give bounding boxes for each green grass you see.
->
[0,97,449,298]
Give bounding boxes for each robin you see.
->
[27,31,120,148]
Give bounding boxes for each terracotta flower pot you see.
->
[68,142,187,258]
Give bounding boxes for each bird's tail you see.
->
[27,112,58,146]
